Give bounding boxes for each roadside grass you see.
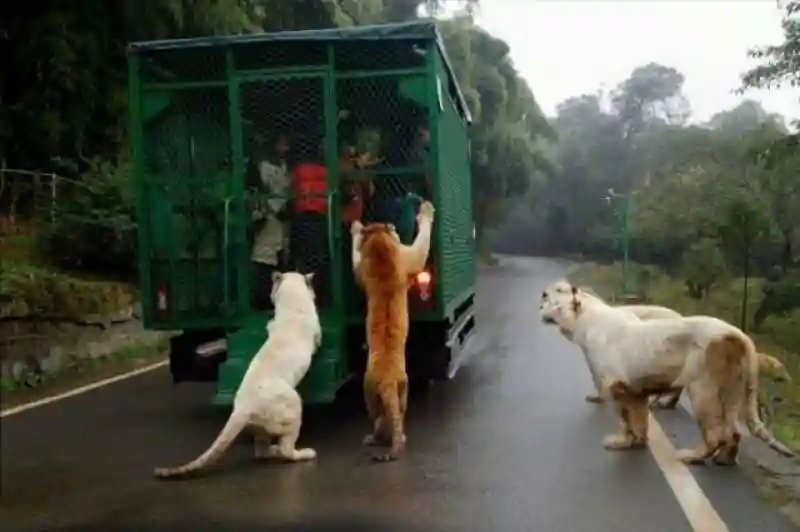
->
[0,336,169,411]
[1,225,156,411]
[570,261,800,452]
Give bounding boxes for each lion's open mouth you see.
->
[541,316,556,325]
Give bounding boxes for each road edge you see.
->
[1,360,168,418]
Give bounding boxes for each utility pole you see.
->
[604,188,633,298]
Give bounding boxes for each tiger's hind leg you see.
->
[676,382,725,465]
[362,376,390,446]
[372,378,407,462]
[603,382,649,450]
[261,385,316,462]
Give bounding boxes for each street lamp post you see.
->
[604,188,633,298]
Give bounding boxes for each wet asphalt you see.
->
[1,256,797,532]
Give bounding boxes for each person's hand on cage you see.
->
[417,200,435,224]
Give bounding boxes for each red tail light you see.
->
[410,266,434,309]
[415,270,433,301]
[156,283,169,314]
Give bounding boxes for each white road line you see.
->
[0,360,168,418]
[648,413,730,532]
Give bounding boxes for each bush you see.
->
[0,259,136,319]
[38,157,137,277]
[679,237,727,299]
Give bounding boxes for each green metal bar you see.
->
[222,196,232,312]
[426,47,443,315]
[142,81,228,91]
[461,107,476,290]
[347,166,428,177]
[234,65,328,78]
[335,68,427,80]
[227,46,248,317]
[325,43,344,335]
[128,53,154,326]
[620,194,632,295]
[235,71,327,83]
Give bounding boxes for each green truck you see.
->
[127,21,477,405]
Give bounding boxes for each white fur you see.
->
[541,285,735,393]
[153,272,322,479]
[239,271,322,449]
[540,281,795,459]
[540,280,682,402]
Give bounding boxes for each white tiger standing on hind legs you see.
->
[154,271,322,480]
[539,280,795,466]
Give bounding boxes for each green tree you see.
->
[440,16,556,248]
[740,0,799,163]
[680,237,727,300]
[715,191,774,331]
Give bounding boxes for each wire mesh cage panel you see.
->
[336,75,430,170]
[336,71,434,315]
[335,40,427,72]
[234,41,327,71]
[241,76,333,309]
[342,172,430,314]
[130,21,475,332]
[141,86,245,326]
[435,73,475,308]
[141,47,227,84]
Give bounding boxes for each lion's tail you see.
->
[153,410,248,480]
[758,352,789,379]
[741,340,796,457]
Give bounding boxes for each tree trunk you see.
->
[781,230,793,273]
[740,248,750,332]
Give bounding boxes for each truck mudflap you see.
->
[442,304,477,380]
[400,293,476,381]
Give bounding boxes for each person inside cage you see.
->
[288,135,331,305]
[341,143,378,226]
[248,131,292,310]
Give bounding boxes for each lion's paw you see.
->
[290,448,317,461]
[602,433,636,450]
[363,434,382,447]
[585,392,605,404]
[418,201,435,221]
[675,448,707,465]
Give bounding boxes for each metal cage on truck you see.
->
[127,21,477,406]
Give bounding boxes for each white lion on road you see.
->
[154,271,322,479]
[539,280,794,465]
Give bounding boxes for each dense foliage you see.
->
[1,0,552,274]
[492,0,799,329]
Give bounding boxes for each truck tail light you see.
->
[415,270,433,301]
[156,283,169,313]
[410,266,434,311]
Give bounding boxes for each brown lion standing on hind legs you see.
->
[350,200,435,462]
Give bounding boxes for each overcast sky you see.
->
[474,0,799,125]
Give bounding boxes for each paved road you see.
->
[1,257,797,532]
